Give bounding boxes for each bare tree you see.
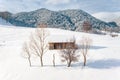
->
[80,36,92,66]
[22,42,32,67]
[30,24,49,67]
[59,38,80,67]
[83,21,92,32]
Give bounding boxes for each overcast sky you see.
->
[0,0,120,14]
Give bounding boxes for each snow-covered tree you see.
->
[59,38,80,67]
[80,36,92,66]
[22,42,32,67]
[30,24,49,67]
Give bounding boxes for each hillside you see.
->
[114,18,120,26]
[0,17,12,26]
[0,25,120,80]
[0,8,118,31]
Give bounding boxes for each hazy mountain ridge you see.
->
[0,8,119,31]
[93,12,120,26]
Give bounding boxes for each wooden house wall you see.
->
[49,42,75,50]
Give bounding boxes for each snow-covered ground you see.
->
[0,24,120,80]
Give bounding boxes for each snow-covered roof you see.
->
[48,35,74,43]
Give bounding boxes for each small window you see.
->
[54,44,57,49]
[54,43,62,49]
[57,44,62,49]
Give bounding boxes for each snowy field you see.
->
[0,24,120,80]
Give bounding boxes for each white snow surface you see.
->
[0,17,12,26]
[0,25,120,80]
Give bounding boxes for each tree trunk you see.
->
[53,54,55,67]
[67,53,71,67]
[28,57,32,67]
[40,56,43,67]
[83,55,86,66]
[67,61,71,67]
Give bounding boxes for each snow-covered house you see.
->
[48,35,75,50]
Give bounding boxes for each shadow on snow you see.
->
[87,59,120,69]
[78,45,107,50]
[90,45,107,50]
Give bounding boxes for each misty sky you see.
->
[0,0,120,14]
